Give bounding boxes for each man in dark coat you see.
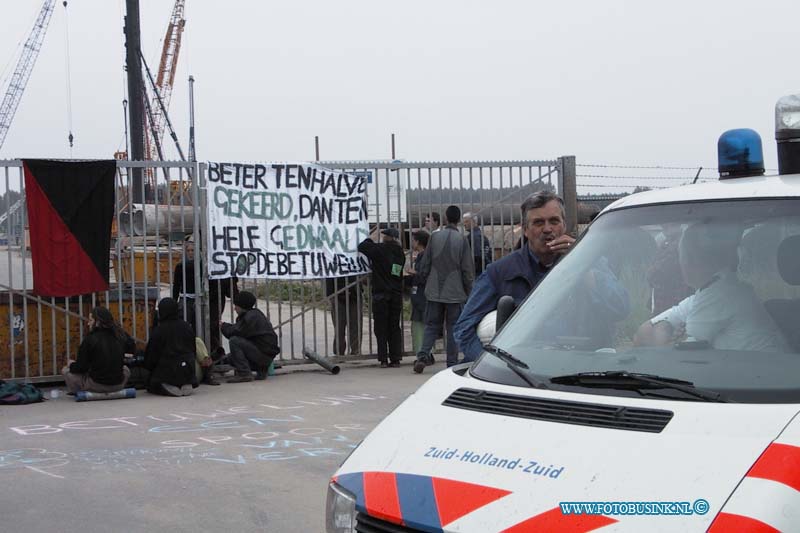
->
[358,227,406,367]
[144,298,198,397]
[325,275,363,356]
[172,236,238,359]
[222,291,280,383]
[405,229,429,354]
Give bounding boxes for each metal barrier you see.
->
[198,159,566,365]
[0,159,198,382]
[0,157,568,381]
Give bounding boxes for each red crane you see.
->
[144,0,185,170]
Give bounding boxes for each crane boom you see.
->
[0,0,57,152]
[144,0,185,164]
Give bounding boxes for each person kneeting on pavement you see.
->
[62,307,134,395]
[222,291,280,383]
[414,205,475,373]
[358,227,406,368]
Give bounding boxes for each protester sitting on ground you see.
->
[221,291,281,383]
[144,298,198,396]
[62,307,134,395]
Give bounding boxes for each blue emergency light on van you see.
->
[718,128,765,179]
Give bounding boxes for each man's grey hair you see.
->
[463,212,480,225]
[520,190,565,226]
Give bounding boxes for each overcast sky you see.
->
[1,0,798,191]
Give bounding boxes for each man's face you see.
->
[463,216,473,230]
[184,242,195,260]
[524,200,566,257]
[425,215,439,231]
[382,234,394,244]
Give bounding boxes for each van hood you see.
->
[334,368,800,532]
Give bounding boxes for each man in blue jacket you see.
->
[454,191,575,361]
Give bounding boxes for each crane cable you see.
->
[62,1,74,153]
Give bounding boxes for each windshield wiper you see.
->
[549,371,729,403]
[482,344,548,390]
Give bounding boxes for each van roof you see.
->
[602,173,800,214]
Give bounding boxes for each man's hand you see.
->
[547,234,576,255]
[200,357,213,368]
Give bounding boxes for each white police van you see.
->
[326,96,800,532]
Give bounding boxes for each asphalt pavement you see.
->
[0,358,443,532]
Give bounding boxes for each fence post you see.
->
[558,156,578,235]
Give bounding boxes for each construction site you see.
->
[0,0,591,383]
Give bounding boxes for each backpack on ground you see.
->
[0,380,44,405]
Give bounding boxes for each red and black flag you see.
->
[23,159,116,297]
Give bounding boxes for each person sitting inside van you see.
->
[222,291,280,383]
[144,298,198,396]
[63,307,134,395]
[634,223,787,352]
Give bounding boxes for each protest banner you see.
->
[206,162,371,280]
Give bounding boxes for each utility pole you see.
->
[125,0,145,201]
[558,156,578,235]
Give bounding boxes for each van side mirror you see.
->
[496,295,517,331]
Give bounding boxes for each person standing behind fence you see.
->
[426,212,441,233]
[405,229,430,354]
[414,206,475,373]
[358,227,406,368]
[325,275,363,356]
[222,291,281,383]
[172,235,239,360]
[62,307,133,395]
[463,212,493,276]
[144,298,198,397]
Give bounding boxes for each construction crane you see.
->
[144,0,185,172]
[0,0,57,152]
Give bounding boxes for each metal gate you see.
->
[0,159,198,382]
[197,158,569,365]
[0,157,569,381]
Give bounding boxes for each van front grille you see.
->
[355,512,421,533]
[443,387,673,433]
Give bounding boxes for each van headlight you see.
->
[326,481,357,533]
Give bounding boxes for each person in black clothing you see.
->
[62,307,134,394]
[222,291,281,383]
[172,236,239,359]
[325,275,363,356]
[405,230,429,354]
[144,298,198,397]
[463,212,493,276]
[358,227,406,367]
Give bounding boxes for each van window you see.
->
[472,199,800,403]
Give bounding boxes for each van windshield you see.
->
[472,199,800,403]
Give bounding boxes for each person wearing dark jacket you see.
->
[221,291,280,383]
[144,298,198,396]
[325,275,363,356]
[358,227,406,367]
[405,230,429,354]
[62,307,134,394]
[172,236,239,359]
